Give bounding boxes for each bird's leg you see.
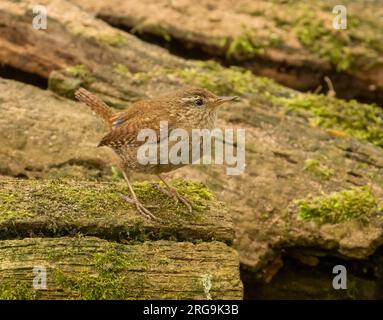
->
[118,167,159,220]
[155,174,193,213]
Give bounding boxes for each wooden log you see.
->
[0,78,117,179]
[0,237,242,299]
[73,0,383,104]
[0,179,234,244]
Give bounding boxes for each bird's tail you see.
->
[75,88,115,128]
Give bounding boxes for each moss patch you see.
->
[0,281,36,300]
[226,32,265,60]
[263,1,382,72]
[95,32,127,47]
[0,179,233,243]
[55,245,147,299]
[65,65,94,83]
[174,61,276,96]
[304,159,334,179]
[111,166,123,181]
[133,180,213,220]
[0,193,32,220]
[293,11,353,71]
[0,237,241,299]
[225,27,282,61]
[272,93,383,148]
[295,186,378,224]
[48,64,94,98]
[0,179,212,222]
[113,63,131,75]
[113,63,150,83]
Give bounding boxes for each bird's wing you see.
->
[98,100,174,147]
[98,118,161,147]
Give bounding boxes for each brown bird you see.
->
[75,87,237,220]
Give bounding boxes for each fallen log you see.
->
[0,237,242,299]
[0,179,234,244]
[72,0,383,104]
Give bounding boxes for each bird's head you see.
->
[176,87,238,110]
[157,87,239,128]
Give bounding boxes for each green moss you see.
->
[270,1,382,72]
[0,192,16,215]
[151,25,172,42]
[294,13,353,71]
[48,64,94,98]
[131,24,171,42]
[0,179,214,225]
[133,180,213,219]
[30,180,125,218]
[159,258,170,265]
[0,180,128,223]
[55,245,147,299]
[174,61,276,96]
[304,159,334,179]
[111,166,123,181]
[0,179,230,244]
[273,93,383,147]
[65,64,94,84]
[113,64,150,83]
[225,28,282,60]
[172,180,213,201]
[48,70,82,98]
[226,33,265,60]
[95,32,127,47]
[0,281,36,300]
[295,186,378,224]
[0,192,32,219]
[113,63,131,75]
[94,247,147,272]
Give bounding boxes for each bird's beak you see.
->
[214,96,239,107]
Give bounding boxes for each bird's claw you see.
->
[152,184,193,213]
[118,193,160,221]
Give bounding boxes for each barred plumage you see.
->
[74,87,237,219]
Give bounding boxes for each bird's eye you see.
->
[194,98,204,106]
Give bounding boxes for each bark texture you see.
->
[0,237,242,299]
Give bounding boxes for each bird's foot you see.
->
[152,183,193,213]
[118,193,160,221]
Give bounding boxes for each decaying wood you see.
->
[0,179,234,244]
[73,0,383,104]
[0,237,242,299]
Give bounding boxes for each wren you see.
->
[75,87,237,220]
